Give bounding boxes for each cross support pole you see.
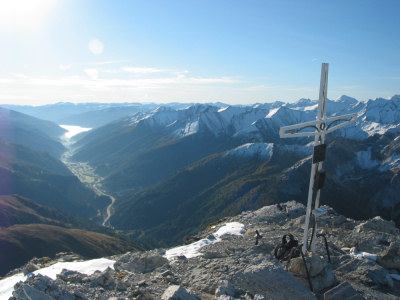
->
[279,63,357,253]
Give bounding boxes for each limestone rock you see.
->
[323,281,364,300]
[114,249,169,273]
[377,241,400,271]
[91,267,115,287]
[335,259,394,289]
[215,280,236,298]
[232,260,316,299]
[12,284,55,300]
[12,274,75,300]
[161,285,197,300]
[22,263,39,275]
[287,255,325,277]
[353,216,398,234]
[287,255,336,292]
[57,269,85,283]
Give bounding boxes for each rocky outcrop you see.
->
[114,249,169,273]
[5,201,400,299]
[377,242,400,271]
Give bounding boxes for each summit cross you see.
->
[279,63,357,253]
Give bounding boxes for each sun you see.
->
[0,0,58,31]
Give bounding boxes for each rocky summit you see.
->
[7,201,400,299]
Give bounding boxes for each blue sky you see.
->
[0,0,399,105]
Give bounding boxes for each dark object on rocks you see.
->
[317,233,331,263]
[274,234,300,261]
[255,230,263,245]
[323,281,365,300]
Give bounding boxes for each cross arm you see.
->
[324,113,357,134]
[279,113,357,138]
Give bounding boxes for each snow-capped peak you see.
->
[224,143,274,159]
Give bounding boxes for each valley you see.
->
[60,125,116,228]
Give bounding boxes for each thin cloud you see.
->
[84,69,99,79]
[121,67,165,74]
[94,60,131,65]
[59,64,72,70]
[7,73,237,90]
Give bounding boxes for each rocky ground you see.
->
[7,201,400,299]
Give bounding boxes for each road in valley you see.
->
[60,125,115,228]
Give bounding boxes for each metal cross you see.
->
[279,63,357,253]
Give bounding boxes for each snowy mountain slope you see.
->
[68,95,400,247]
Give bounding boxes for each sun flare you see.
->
[0,0,58,31]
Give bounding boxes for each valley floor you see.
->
[60,136,115,228]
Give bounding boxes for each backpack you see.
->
[274,234,300,261]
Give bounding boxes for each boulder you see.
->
[57,269,85,283]
[12,284,55,300]
[12,274,75,300]
[22,263,39,275]
[287,255,336,292]
[114,249,169,273]
[287,255,325,277]
[161,285,197,300]
[91,267,115,287]
[323,281,364,300]
[377,241,400,271]
[335,259,393,289]
[353,216,398,234]
[232,260,316,299]
[215,280,237,298]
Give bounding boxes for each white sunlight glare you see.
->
[0,0,58,31]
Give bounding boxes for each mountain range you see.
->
[65,95,400,247]
[2,95,399,250]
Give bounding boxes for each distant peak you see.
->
[297,98,314,105]
[335,95,358,104]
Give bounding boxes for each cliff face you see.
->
[4,201,400,299]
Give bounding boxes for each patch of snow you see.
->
[362,122,397,136]
[164,238,217,260]
[164,222,245,260]
[266,107,280,118]
[0,273,25,299]
[214,222,246,238]
[356,149,379,169]
[33,258,115,280]
[180,120,199,137]
[59,125,92,139]
[166,120,178,127]
[224,143,273,159]
[350,248,377,261]
[218,106,229,112]
[0,258,114,299]
[379,155,400,172]
[292,104,318,111]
